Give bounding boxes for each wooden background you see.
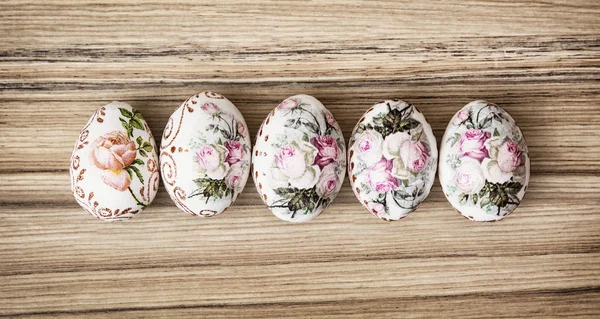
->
[1,1,600,317]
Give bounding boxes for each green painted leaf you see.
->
[274,188,297,199]
[479,116,492,129]
[288,193,305,212]
[459,193,468,205]
[119,108,133,118]
[472,193,479,204]
[129,118,143,130]
[302,133,309,142]
[493,128,500,137]
[143,144,153,152]
[372,116,384,125]
[132,108,144,120]
[502,181,523,195]
[139,149,147,157]
[450,133,461,146]
[124,167,133,178]
[119,118,130,130]
[400,118,421,132]
[136,136,143,146]
[190,178,230,200]
[126,126,133,137]
[304,121,319,134]
[132,158,144,165]
[128,165,144,183]
[480,197,491,208]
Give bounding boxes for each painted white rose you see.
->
[272,141,320,189]
[453,157,485,195]
[194,144,230,180]
[354,130,384,168]
[390,157,411,179]
[481,158,512,184]
[382,132,410,159]
[485,136,504,160]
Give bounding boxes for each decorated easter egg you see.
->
[69,101,159,221]
[160,91,251,217]
[439,100,530,222]
[348,100,437,221]
[253,94,346,222]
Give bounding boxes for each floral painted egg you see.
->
[348,100,437,221]
[439,100,530,222]
[160,91,251,217]
[69,101,159,221]
[253,94,346,222]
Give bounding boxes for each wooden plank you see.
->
[1,0,599,317]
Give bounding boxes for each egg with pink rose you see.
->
[252,94,346,222]
[69,101,159,221]
[348,100,438,221]
[160,91,251,217]
[439,100,530,222]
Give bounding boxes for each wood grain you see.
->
[1,0,599,317]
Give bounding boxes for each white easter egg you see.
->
[160,91,251,217]
[252,94,346,222]
[348,100,437,221]
[69,101,159,221]
[439,100,530,222]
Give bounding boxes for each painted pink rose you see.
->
[225,164,244,189]
[367,158,399,194]
[272,141,319,189]
[237,121,245,135]
[316,164,339,197]
[400,140,429,173]
[201,102,220,115]
[277,98,299,111]
[497,140,522,172]
[354,130,384,168]
[367,202,385,217]
[100,169,131,192]
[459,129,491,162]
[224,140,244,165]
[195,144,229,179]
[92,131,137,171]
[453,110,469,125]
[310,135,339,168]
[326,112,336,126]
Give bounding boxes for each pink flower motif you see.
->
[237,121,245,135]
[326,112,337,126]
[400,140,429,173]
[277,98,299,111]
[367,158,399,194]
[100,169,131,192]
[354,130,384,168]
[195,144,229,179]
[201,102,220,115]
[459,129,491,162]
[91,131,137,171]
[497,140,522,172]
[272,141,319,189]
[224,140,244,165]
[225,164,244,189]
[367,202,385,217]
[453,110,469,125]
[316,164,339,197]
[310,135,339,168]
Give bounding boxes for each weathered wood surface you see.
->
[1,0,599,317]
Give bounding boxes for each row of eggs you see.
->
[70,92,530,223]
